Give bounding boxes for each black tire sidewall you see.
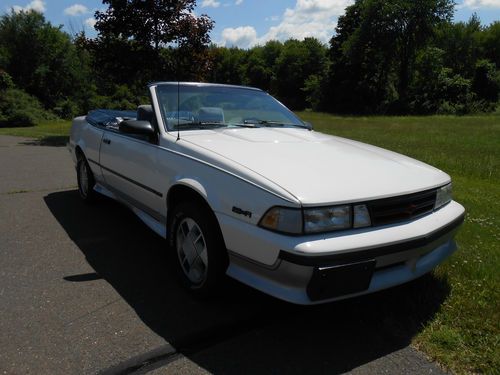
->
[77,156,96,202]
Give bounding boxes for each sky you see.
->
[2,0,500,49]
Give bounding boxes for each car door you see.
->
[99,128,165,222]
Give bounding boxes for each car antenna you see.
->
[176,80,180,141]
[176,23,181,142]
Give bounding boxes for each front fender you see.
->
[168,168,297,227]
[173,178,208,199]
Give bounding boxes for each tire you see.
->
[168,201,228,297]
[76,154,97,203]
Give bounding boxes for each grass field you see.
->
[297,112,500,374]
[0,120,70,139]
[1,114,499,373]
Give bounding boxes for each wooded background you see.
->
[1,0,499,126]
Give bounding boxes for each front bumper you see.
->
[223,201,465,304]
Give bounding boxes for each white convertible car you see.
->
[68,82,465,304]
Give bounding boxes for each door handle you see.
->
[103,138,111,145]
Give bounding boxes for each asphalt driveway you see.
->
[0,135,448,374]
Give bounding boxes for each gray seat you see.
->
[198,107,224,123]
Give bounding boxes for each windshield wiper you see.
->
[173,122,227,129]
[243,119,282,126]
[243,119,307,128]
[229,123,260,128]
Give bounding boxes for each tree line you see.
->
[0,0,499,127]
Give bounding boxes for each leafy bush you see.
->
[0,88,55,127]
[0,11,93,110]
[472,59,500,104]
[0,70,14,90]
[85,85,148,111]
[53,99,79,119]
[302,74,323,110]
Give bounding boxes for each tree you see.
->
[241,41,285,92]
[434,14,482,78]
[86,1,214,85]
[75,33,155,92]
[243,47,272,90]
[326,1,394,113]
[95,0,213,51]
[326,0,454,113]
[274,38,327,109]
[478,21,500,68]
[207,46,247,84]
[0,10,91,110]
[471,59,500,105]
[409,46,473,114]
[388,0,455,105]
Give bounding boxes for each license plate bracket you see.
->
[306,259,376,301]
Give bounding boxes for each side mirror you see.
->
[304,121,313,130]
[119,120,155,135]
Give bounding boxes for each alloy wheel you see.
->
[175,217,208,285]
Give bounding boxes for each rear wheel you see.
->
[77,154,97,203]
[169,201,228,296]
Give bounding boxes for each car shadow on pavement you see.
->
[20,136,69,147]
[44,190,450,374]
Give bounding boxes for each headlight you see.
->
[259,204,372,235]
[259,207,302,234]
[435,183,452,209]
[304,205,351,233]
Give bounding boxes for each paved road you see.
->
[0,135,448,374]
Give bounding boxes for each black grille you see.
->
[367,189,437,226]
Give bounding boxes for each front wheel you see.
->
[169,201,228,296]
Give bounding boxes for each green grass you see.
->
[297,112,500,374]
[1,115,499,373]
[0,120,71,142]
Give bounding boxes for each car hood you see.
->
[180,127,450,205]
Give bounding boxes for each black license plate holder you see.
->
[307,259,376,301]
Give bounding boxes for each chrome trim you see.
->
[88,158,163,198]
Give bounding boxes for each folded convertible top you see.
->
[86,109,136,128]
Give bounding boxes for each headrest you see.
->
[198,107,224,123]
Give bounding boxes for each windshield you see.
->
[155,84,305,131]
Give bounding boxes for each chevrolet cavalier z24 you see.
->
[68,82,465,304]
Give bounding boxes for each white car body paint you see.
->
[178,127,449,205]
[68,82,465,304]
